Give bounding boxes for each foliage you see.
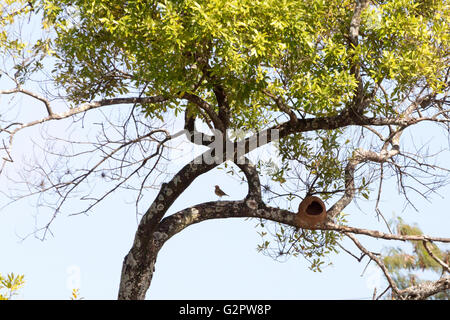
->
[7,0,448,194]
[256,220,342,271]
[70,288,83,300]
[0,0,31,52]
[0,273,25,300]
[31,0,448,117]
[383,218,450,300]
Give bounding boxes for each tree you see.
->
[0,0,449,300]
[382,218,450,300]
[0,273,25,300]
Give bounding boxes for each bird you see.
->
[215,185,229,198]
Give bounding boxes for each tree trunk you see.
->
[118,246,158,300]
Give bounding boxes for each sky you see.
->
[1,7,449,300]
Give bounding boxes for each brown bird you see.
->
[215,185,229,198]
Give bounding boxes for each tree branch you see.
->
[327,145,400,219]
[0,94,169,175]
[1,95,168,134]
[154,201,450,247]
[398,276,450,300]
[345,232,401,297]
[347,0,370,115]
[423,241,450,273]
[181,92,226,133]
[183,108,215,146]
[263,90,297,125]
[235,156,262,201]
[0,87,54,116]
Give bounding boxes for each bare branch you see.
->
[328,223,450,243]
[0,87,53,115]
[0,94,168,174]
[1,94,168,134]
[327,145,400,219]
[345,232,401,297]
[423,241,450,273]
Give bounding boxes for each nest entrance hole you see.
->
[306,201,323,215]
